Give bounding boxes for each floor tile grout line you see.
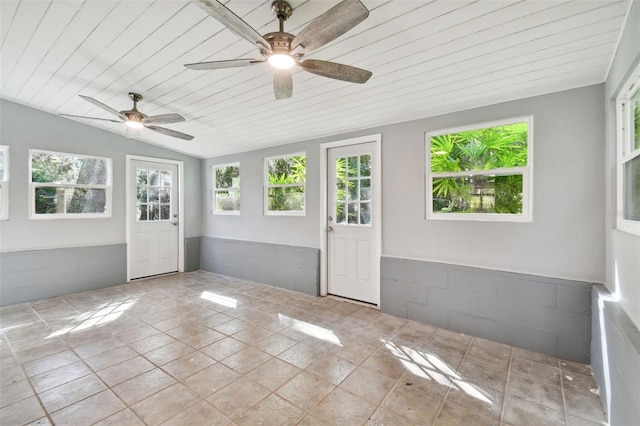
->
[430,334,473,425]
[498,346,515,425]
[558,358,569,425]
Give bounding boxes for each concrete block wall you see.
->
[200,237,320,296]
[0,244,127,306]
[381,256,593,363]
[591,285,640,425]
[185,236,201,272]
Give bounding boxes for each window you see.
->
[212,162,240,214]
[136,167,173,221]
[0,146,8,220]
[426,117,532,221]
[264,153,306,215]
[334,154,372,225]
[30,150,112,219]
[617,63,640,235]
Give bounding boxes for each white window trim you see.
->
[29,149,113,220]
[425,116,534,222]
[264,152,306,216]
[212,162,240,215]
[0,145,9,221]
[616,62,640,236]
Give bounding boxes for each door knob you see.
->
[171,222,178,226]
[327,226,334,232]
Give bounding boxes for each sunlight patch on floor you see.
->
[46,299,137,338]
[278,313,342,347]
[383,339,493,405]
[200,291,237,308]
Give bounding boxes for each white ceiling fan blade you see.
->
[184,58,266,70]
[145,125,195,141]
[79,95,127,121]
[291,0,369,55]
[142,113,185,125]
[194,0,271,52]
[59,114,123,123]
[300,59,372,84]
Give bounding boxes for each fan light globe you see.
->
[126,120,144,129]
[268,53,295,69]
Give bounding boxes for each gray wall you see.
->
[204,84,605,284]
[0,100,203,303]
[200,237,319,296]
[597,0,640,423]
[0,244,126,305]
[381,257,592,363]
[591,285,640,426]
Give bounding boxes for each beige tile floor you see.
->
[0,271,607,425]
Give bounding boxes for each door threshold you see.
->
[327,294,379,310]
[129,271,179,282]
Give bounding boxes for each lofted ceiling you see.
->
[0,0,632,159]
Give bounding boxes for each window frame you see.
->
[0,145,9,221]
[425,116,534,222]
[212,162,240,215]
[29,149,113,220]
[616,62,640,236]
[263,152,306,216]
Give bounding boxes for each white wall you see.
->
[203,84,606,283]
[0,100,203,252]
[604,0,640,328]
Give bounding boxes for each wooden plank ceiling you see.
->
[0,0,631,158]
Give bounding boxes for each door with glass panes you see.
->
[129,159,179,279]
[327,142,379,305]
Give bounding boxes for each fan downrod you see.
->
[271,1,292,21]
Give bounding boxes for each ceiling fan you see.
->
[184,0,373,100]
[60,93,195,141]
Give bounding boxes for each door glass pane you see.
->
[148,187,159,203]
[160,189,170,203]
[347,156,358,177]
[160,205,170,220]
[360,203,371,224]
[136,169,147,185]
[348,202,358,224]
[348,180,358,201]
[334,154,373,226]
[161,171,172,187]
[360,155,371,176]
[149,204,160,220]
[336,203,346,224]
[138,204,148,221]
[624,156,640,221]
[148,170,159,186]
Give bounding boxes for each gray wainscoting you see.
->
[0,244,127,306]
[380,256,593,363]
[185,236,201,272]
[200,237,320,296]
[591,285,640,425]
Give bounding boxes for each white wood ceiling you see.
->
[0,0,631,159]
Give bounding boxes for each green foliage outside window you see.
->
[267,155,305,211]
[31,152,109,215]
[430,122,528,214]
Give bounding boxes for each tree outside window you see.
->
[426,117,532,221]
[30,150,111,219]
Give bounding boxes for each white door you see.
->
[327,142,379,305]
[129,159,179,279]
